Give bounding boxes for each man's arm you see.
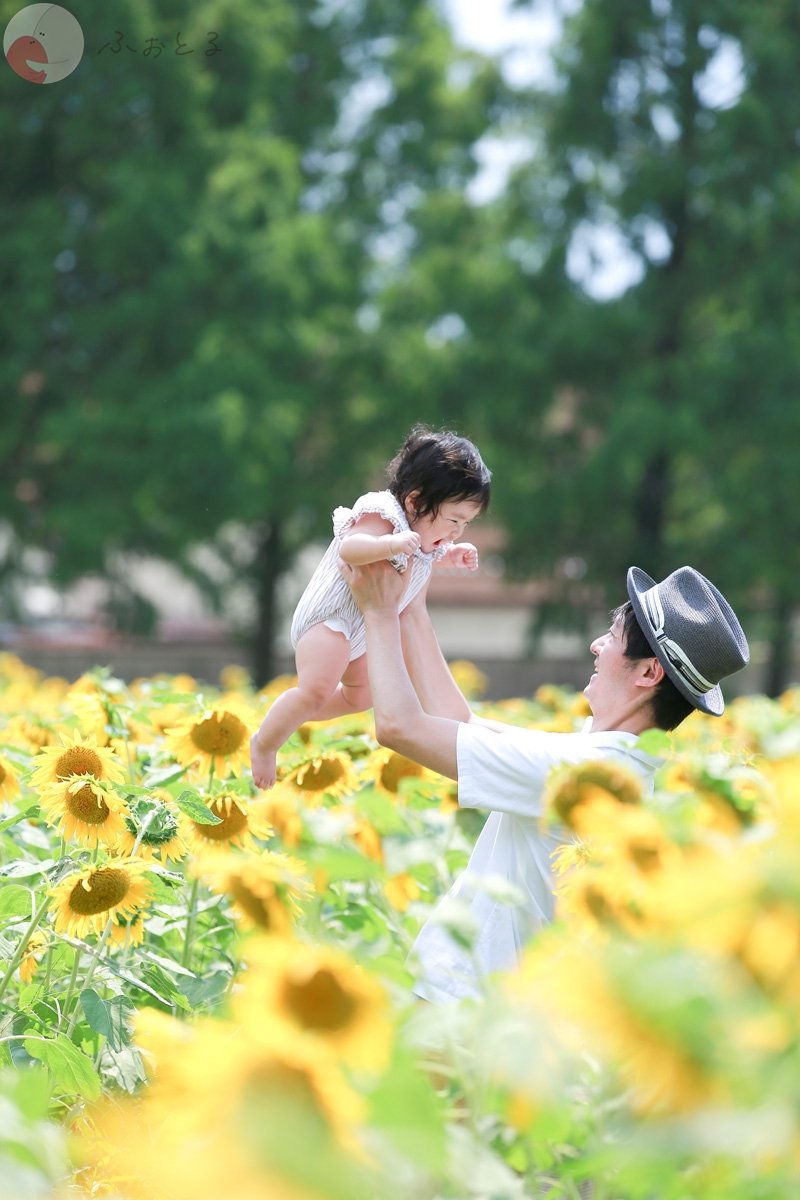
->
[399,590,523,734]
[342,561,460,780]
[398,587,472,722]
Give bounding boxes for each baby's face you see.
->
[407,499,482,554]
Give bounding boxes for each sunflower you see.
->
[543,759,643,831]
[190,850,311,933]
[164,699,253,777]
[19,930,48,985]
[448,659,488,700]
[29,734,126,791]
[363,747,427,798]
[347,814,383,864]
[260,786,304,849]
[116,793,186,862]
[181,794,273,855]
[50,858,152,939]
[556,864,647,936]
[256,674,298,707]
[383,872,421,912]
[84,1010,365,1200]
[514,941,723,1114]
[0,753,21,808]
[219,664,252,692]
[107,910,147,951]
[1,715,56,751]
[236,937,391,1069]
[283,751,357,801]
[39,777,128,848]
[70,691,113,746]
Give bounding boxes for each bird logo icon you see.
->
[4,4,84,84]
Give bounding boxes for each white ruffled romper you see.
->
[290,490,448,662]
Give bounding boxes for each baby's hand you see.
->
[442,542,479,571]
[391,530,421,557]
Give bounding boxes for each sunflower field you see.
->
[1,651,799,1200]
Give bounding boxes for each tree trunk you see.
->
[252,522,285,688]
[631,447,670,577]
[765,595,794,698]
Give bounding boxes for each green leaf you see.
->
[0,805,40,834]
[175,790,222,825]
[80,990,134,1052]
[12,1064,52,1120]
[356,788,412,836]
[0,859,53,879]
[0,884,32,919]
[99,1043,148,1093]
[369,1045,445,1171]
[309,846,384,882]
[636,729,672,756]
[143,764,187,788]
[139,950,197,978]
[24,1034,101,1101]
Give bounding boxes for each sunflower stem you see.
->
[0,893,50,1002]
[66,917,114,1036]
[42,938,54,994]
[57,944,84,1033]
[181,878,200,972]
[130,807,156,857]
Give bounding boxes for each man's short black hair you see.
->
[613,601,695,731]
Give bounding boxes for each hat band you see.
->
[641,584,715,697]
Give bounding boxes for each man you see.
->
[341,560,750,1003]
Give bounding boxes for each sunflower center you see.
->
[193,797,248,841]
[380,753,423,793]
[55,746,104,780]
[68,868,130,915]
[583,883,617,925]
[298,758,345,792]
[190,713,247,756]
[628,839,663,873]
[281,967,359,1033]
[231,878,276,927]
[66,784,110,825]
[0,764,6,785]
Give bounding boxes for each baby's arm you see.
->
[338,513,420,565]
[434,542,479,571]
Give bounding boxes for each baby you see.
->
[250,425,491,788]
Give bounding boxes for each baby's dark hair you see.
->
[386,424,491,520]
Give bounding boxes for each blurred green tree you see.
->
[394,0,800,691]
[0,0,504,681]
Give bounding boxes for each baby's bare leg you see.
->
[311,653,372,720]
[250,625,351,789]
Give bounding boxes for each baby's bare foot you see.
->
[250,734,277,790]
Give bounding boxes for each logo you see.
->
[4,4,84,84]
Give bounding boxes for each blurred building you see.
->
[1,525,767,699]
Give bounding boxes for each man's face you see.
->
[583,613,633,715]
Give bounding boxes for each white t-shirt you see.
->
[410,721,662,1003]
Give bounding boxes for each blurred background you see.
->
[2,0,798,698]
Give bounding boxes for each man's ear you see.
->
[635,656,665,691]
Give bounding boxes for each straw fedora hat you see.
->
[626,565,749,716]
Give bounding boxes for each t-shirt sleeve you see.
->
[455,722,636,819]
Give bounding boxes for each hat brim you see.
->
[626,566,724,717]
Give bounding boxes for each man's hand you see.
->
[340,558,406,614]
[439,542,479,571]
